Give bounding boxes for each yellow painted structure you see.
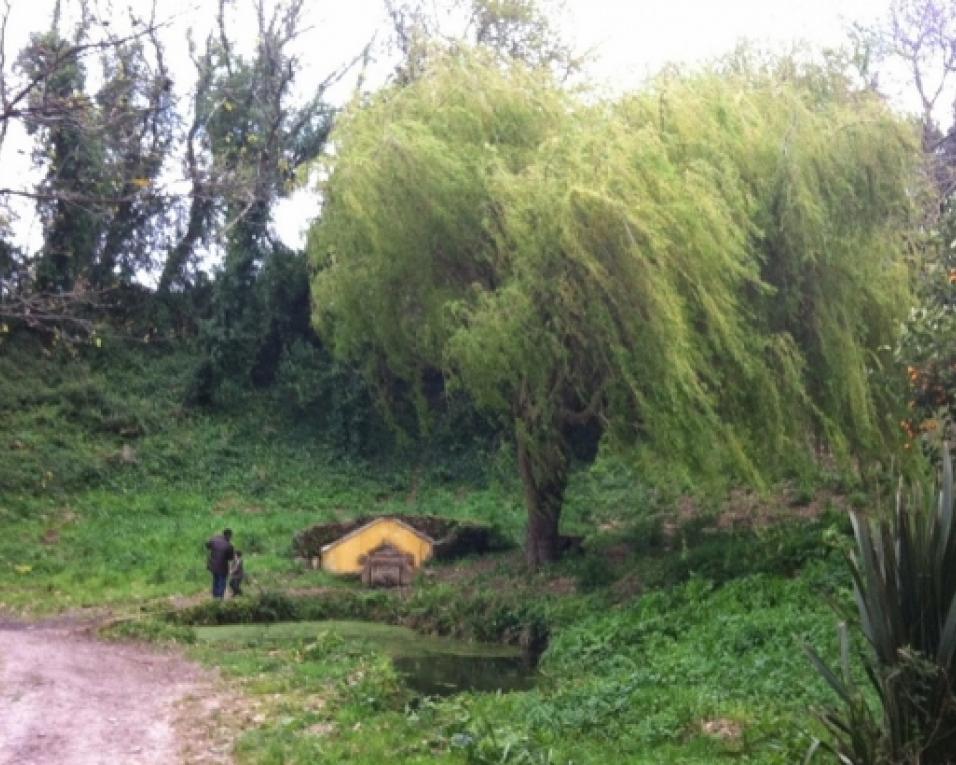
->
[321,517,434,575]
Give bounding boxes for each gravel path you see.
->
[0,619,232,765]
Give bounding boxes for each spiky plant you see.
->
[808,444,956,763]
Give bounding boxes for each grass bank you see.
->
[1,335,861,762]
[92,508,852,764]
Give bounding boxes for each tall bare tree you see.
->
[159,0,363,292]
[384,0,580,84]
[0,0,174,341]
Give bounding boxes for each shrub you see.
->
[100,617,197,644]
[808,444,956,763]
[171,591,299,625]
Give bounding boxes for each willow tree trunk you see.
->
[517,435,569,570]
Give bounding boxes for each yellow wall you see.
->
[321,519,433,575]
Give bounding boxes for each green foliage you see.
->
[0,334,183,495]
[387,0,577,85]
[899,199,956,435]
[16,23,174,291]
[175,1,340,405]
[808,446,956,763]
[175,592,300,625]
[310,52,923,554]
[18,29,102,291]
[274,338,384,451]
[805,623,885,765]
[173,591,398,627]
[0,334,531,617]
[159,1,334,294]
[0,324,908,763]
[446,712,558,764]
[100,617,197,645]
[171,580,547,647]
[191,245,316,402]
[468,0,575,73]
[171,534,849,765]
[650,513,849,589]
[402,583,549,644]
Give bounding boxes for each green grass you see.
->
[0,335,530,612]
[1,336,861,763]
[194,620,523,658]
[159,559,844,764]
[0,478,531,613]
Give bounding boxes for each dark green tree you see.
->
[14,3,173,292]
[175,0,361,399]
[18,25,103,291]
[90,33,174,285]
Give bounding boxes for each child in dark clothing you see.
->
[228,551,245,596]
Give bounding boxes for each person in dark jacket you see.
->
[205,528,234,599]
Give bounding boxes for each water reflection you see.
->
[393,652,536,696]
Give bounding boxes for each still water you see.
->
[195,619,537,696]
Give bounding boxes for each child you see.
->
[228,551,245,597]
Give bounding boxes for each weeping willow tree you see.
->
[308,52,924,568]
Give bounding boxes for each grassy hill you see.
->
[0,331,858,763]
[0,331,520,609]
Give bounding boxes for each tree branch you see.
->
[561,384,605,426]
[0,288,102,340]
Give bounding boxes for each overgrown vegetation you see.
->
[5,1,956,762]
[1,328,861,763]
[808,447,956,763]
[309,51,923,566]
[153,534,852,764]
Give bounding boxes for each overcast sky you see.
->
[0,0,904,257]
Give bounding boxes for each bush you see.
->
[274,339,388,453]
[808,444,956,763]
[171,591,300,625]
[100,617,196,644]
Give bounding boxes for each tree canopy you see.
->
[308,52,925,566]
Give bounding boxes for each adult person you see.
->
[205,528,234,599]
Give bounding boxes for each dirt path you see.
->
[0,619,234,765]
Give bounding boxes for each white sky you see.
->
[0,0,907,259]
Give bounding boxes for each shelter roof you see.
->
[320,516,434,554]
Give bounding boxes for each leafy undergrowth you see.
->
[11,490,853,763]
[2,337,861,762]
[0,337,522,613]
[94,510,849,764]
[147,544,848,764]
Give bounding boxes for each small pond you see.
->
[195,620,536,696]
